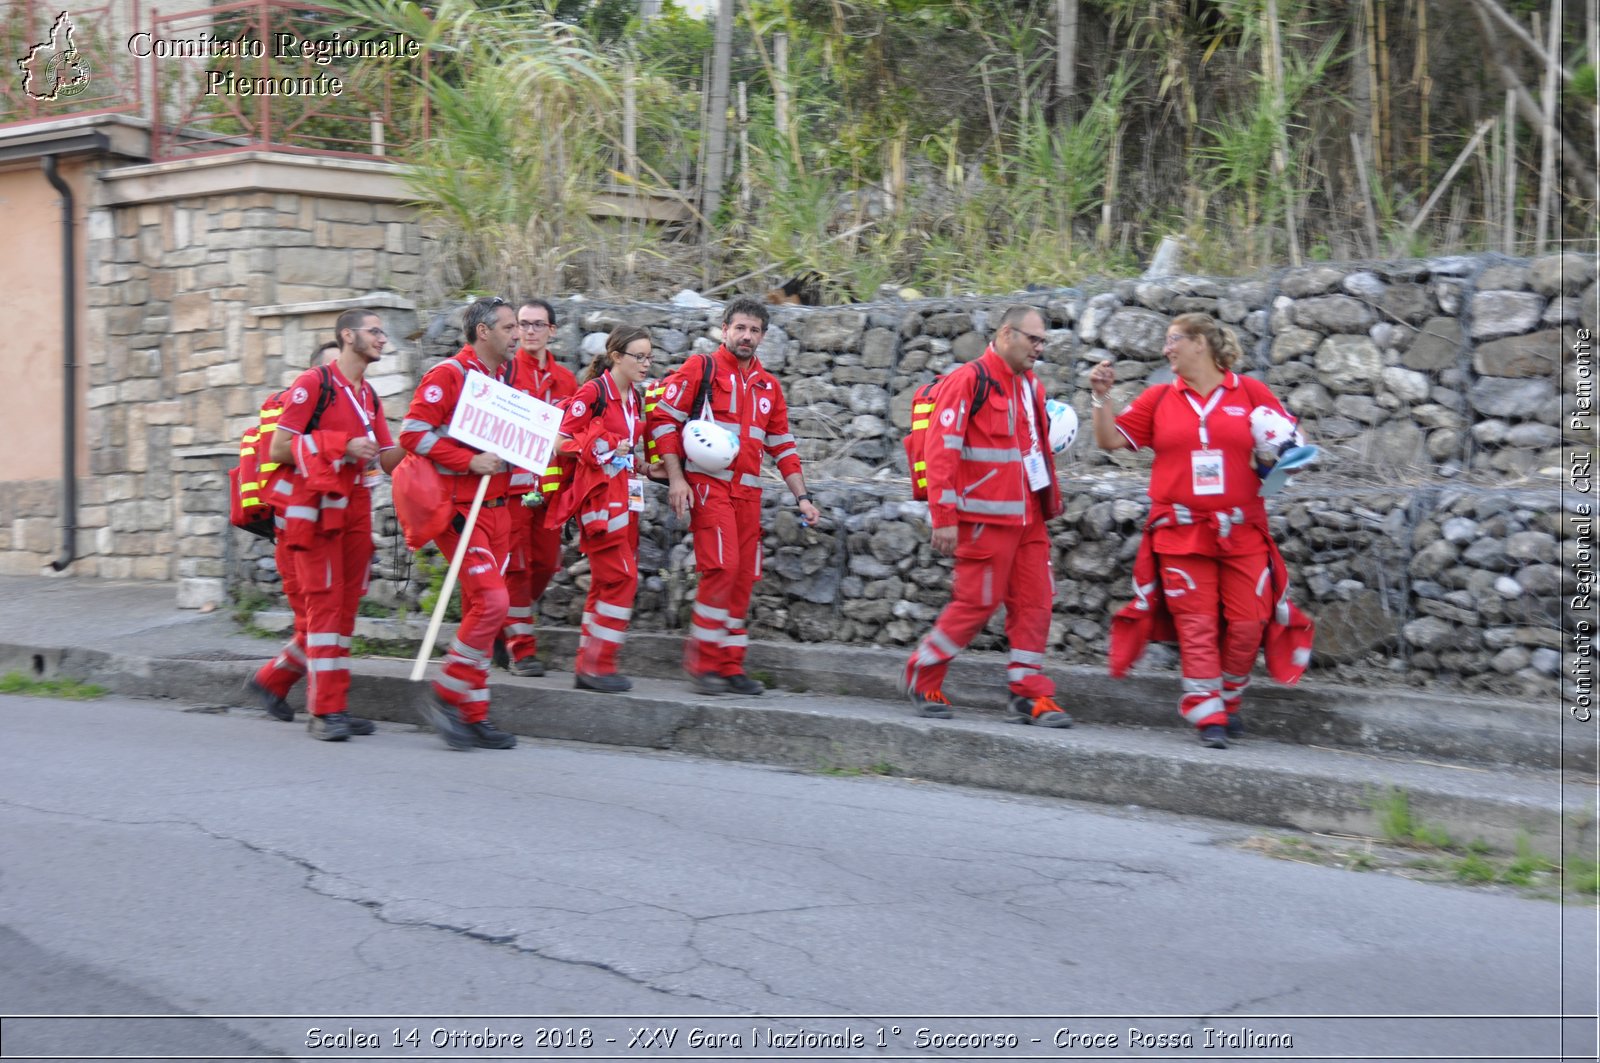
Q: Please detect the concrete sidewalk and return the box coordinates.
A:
[0,574,1590,856]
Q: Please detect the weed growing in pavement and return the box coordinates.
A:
[230,586,276,627]
[1372,786,1457,849]
[817,761,897,778]
[0,672,106,700]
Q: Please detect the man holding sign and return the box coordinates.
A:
[399,297,526,751]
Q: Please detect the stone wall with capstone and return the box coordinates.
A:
[229,250,1596,701]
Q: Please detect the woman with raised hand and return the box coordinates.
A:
[549,326,653,693]
[1089,312,1313,749]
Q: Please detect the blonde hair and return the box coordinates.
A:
[582,325,652,383]
[1170,312,1244,371]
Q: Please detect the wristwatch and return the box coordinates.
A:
[796,494,812,504]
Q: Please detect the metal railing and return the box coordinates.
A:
[0,0,143,126]
[1,0,428,162]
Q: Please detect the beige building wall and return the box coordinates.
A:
[0,156,89,483]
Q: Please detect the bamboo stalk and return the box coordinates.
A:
[1404,118,1495,239]
[622,59,638,186]
[1502,90,1516,253]
[1534,0,1560,253]
[1266,0,1301,266]
[737,80,750,213]
[1467,0,1575,82]
[1377,0,1392,174]
[1416,0,1430,195]
[1364,0,1384,174]
[1351,131,1382,253]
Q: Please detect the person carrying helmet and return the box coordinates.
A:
[647,296,820,696]
[901,305,1073,728]
[1088,311,1314,749]
[546,326,653,692]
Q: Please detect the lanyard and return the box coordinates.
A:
[1182,386,1225,448]
[1018,378,1042,453]
[607,373,640,445]
[339,382,376,440]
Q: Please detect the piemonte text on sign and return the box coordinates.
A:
[447,370,562,473]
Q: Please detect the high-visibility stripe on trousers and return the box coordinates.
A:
[431,506,511,724]
[904,518,1055,699]
[287,494,373,717]
[253,529,309,699]
[684,487,763,677]
[1158,550,1271,730]
[501,502,563,660]
[576,523,639,676]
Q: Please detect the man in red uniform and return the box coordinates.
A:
[260,314,402,740]
[243,339,338,721]
[648,297,821,696]
[399,296,520,751]
[498,298,578,677]
[901,306,1072,728]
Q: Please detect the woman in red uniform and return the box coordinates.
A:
[549,326,653,692]
[1089,313,1312,748]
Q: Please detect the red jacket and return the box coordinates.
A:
[547,371,642,544]
[399,345,513,503]
[505,348,578,495]
[925,347,1063,529]
[269,428,364,548]
[645,345,802,499]
[1109,509,1314,684]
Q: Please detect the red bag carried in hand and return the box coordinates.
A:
[392,453,452,549]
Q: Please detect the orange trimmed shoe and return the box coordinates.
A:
[910,688,953,719]
[1007,694,1073,728]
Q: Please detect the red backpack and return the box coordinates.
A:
[902,362,997,501]
[228,366,335,541]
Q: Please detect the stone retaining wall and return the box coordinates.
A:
[223,250,1592,700]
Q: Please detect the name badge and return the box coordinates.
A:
[1191,449,1225,495]
[627,476,646,513]
[362,460,382,490]
[1023,448,1050,491]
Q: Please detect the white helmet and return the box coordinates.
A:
[1045,399,1078,454]
[1249,405,1302,453]
[683,419,739,472]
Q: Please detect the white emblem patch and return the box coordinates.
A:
[758,397,771,415]
[666,383,680,401]
[939,408,955,427]
[423,384,444,404]
[290,386,309,405]
[571,399,587,418]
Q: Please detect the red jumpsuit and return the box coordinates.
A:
[267,365,396,719]
[1112,371,1297,729]
[398,346,513,724]
[500,348,578,662]
[903,347,1063,701]
[646,345,803,678]
[548,372,643,677]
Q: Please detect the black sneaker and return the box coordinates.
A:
[692,672,730,695]
[725,673,765,696]
[466,719,517,749]
[508,655,546,677]
[1199,724,1229,749]
[244,678,294,722]
[576,672,632,693]
[1225,713,1245,739]
[346,715,376,736]
[307,712,352,741]
[1006,694,1074,728]
[909,688,954,719]
[419,690,474,751]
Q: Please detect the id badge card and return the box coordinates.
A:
[362,460,382,490]
[627,476,646,513]
[1023,448,1050,491]
[1191,449,1225,495]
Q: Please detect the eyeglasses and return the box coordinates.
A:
[1164,333,1192,346]
[519,320,552,330]
[622,350,653,362]
[358,327,387,338]
[484,297,507,308]
[1016,330,1047,348]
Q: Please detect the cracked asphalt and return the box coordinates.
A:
[0,692,1593,1062]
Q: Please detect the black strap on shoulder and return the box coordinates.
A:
[305,364,337,433]
[970,362,995,414]
[690,353,714,419]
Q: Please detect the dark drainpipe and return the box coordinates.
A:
[42,154,76,572]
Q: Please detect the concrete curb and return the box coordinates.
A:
[4,639,1586,858]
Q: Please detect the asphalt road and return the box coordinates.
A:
[0,693,1592,1062]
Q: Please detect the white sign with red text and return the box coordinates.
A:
[447,369,562,473]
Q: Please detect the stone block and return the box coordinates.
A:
[1314,335,1382,393]
[171,291,214,333]
[278,246,352,287]
[205,362,244,387]
[1470,290,1545,339]
[1471,328,1569,379]
[329,222,386,249]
